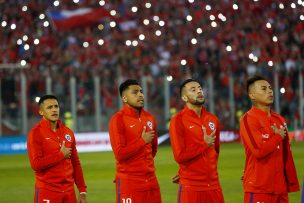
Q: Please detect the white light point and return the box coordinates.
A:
[226,45,232,52]
[139,34,145,40]
[22,6,28,12]
[191,38,197,44]
[166,75,173,81]
[253,56,258,62]
[272,36,278,42]
[291,3,296,8]
[83,42,89,48]
[1,21,7,27]
[39,14,45,20]
[209,15,215,21]
[34,39,40,45]
[196,28,203,34]
[186,15,192,21]
[153,16,160,22]
[24,44,30,50]
[43,21,49,27]
[53,0,60,7]
[301,15,304,21]
[11,23,16,30]
[188,0,194,3]
[159,20,165,26]
[73,0,79,3]
[35,97,40,103]
[211,21,217,27]
[99,0,105,6]
[205,5,211,11]
[279,3,284,9]
[110,21,116,27]
[233,4,239,10]
[21,60,27,66]
[126,40,131,46]
[17,39,22,45]
[23,35,28,41]
[110,10,116,16]
[155,30,161,36]
[268,60,274,66]
[145,2,152,8]
[249,53,254,59]
[131,7,138,13]
[298,0,303,5]
[143,19,150,25]
[132,40,138,46]
[266,22,271,28]
[280,87,286,94]
[98,39,104,45]
[181,59,187,66]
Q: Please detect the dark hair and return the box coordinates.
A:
[246,75,267,94]
[119,79,140,96]
[38,94,58,105]
[179,78,201,96]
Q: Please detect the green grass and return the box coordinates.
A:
[0,142,303,203]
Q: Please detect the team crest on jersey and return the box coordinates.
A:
[65,134,72,142]
[147,121,153,130]
[208,122,215,131]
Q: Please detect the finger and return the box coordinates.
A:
[62,141,66,146]
[142,126,146,134]
[210,129,216,136]
[202,125,207,136]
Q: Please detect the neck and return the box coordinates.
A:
[254,103,271,116]
[186,103,202,117]
[49,120,58,131]
[126,104,142,116]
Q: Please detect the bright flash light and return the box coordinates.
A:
[233,4,239,10]
[83,42,89,48]
[98,39,104,45]
[298,0,303,5]
[266,22,271,28]
[211,21,217,27]
[205,5,211,11]
[11,23,16,30]
[279,3,284,9]
[166,75,173,81]
[1,21,7,27]
[143,19,150,25]
[110,21,116,27]
[22,6,28,12]
[268,60,274,66]
[155,30,161,36]
[209,15,215,21]
[186,15,192,21]
[159,20,165,26]
[53,0,60,7]
[21,60,27,66]
[98,24,104,30]
[280,87,286,94]
[181,59,187,66]
[196,28,203,34]
[73,0,79,3]
[249,53,254,59]
[39,14,45,20]
[126,40,131,46]
[272,36,278,42]
[300,15,304,21]
[139,34,145,40]
[291,3,296,8]
[145,2,152,8]
[253,56,258,62]
[24,44,30,50]
[191,38,197,44]
[153,16,160,22]
[43,21,49,27]
[131,7,138,12]
[226,45,232,52]
[17,39,22,45]
[132,40,138,46]
[35,97,40,103]
[110,10,116,16]
[99,0,105,6]
[34,39,40,45]
[23,35,28,41]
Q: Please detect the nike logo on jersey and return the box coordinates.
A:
[45,138,51,140]
[189,125,195,129]
[130,124,135,128]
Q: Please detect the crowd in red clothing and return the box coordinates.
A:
[0,0,303,132]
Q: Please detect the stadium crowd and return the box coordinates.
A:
[0,0,303,133]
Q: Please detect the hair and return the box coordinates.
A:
[179,78,201,96]
[119,79,140,96]
[38,94,58,105]
[246,75,267,94]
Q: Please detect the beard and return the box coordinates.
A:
[189,97,205,106]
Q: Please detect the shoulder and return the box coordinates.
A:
[110,110,124,122]
[205,111,220,123]
[271,111,286,122]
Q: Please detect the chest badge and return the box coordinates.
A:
[208,122,215,131]
[65,134,72,142]
[147,121,153,130]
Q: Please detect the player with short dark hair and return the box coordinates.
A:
[109,79,162,203]
[27,94,87,203]
[169,79,224,203]
[240,75,299,203]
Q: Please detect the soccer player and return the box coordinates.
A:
[27,95,87,203]
[240,75,299,203]
[109,79,162,203]
[169,79,224,203]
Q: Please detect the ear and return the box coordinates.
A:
[182,95,187,102]
[122,95,127,103]
[248,92,255,101]
[39,110,43,116]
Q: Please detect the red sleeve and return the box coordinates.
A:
[70,132,87,193]
[152,117,158,158]
[109,114,146,162]
[169,115,208,164]
[27,128,65,171]
[240,114,282,159]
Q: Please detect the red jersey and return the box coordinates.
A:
[240,106,299,194]
[27,118,87,193]
[169,106,222,190]
[109,105,159,190]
